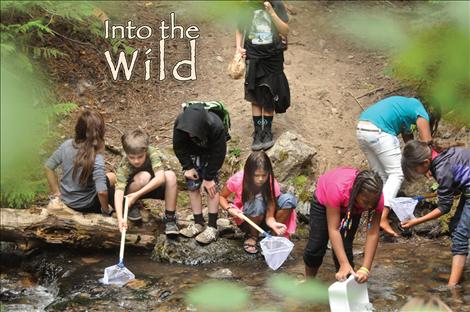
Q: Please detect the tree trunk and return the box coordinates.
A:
[0,206,158,251]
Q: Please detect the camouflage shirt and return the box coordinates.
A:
[115,146,164,191]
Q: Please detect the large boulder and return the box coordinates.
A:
[266,131,317,183]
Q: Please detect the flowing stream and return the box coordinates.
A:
[1,237,469,311]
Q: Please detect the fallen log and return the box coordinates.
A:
[0,206,158,251]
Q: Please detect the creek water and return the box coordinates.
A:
[1,237,469,311]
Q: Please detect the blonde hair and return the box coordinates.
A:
[121,129,149,154]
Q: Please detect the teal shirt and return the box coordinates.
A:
[359,96,430,136]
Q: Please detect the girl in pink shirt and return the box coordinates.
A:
[304,168,384,284]
[220,151,297,254]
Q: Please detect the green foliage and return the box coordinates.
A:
[336,2,470,123]
[291,175,312,203]
[0,50,78,208]
[269,274,328,305]
[0,1,134,60]
[229,147,241,158]
[186,281,249,311]
[186,274,328,311]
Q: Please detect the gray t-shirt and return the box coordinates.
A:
[45,139,107,209]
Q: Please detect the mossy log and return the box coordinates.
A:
[0,206,157,251]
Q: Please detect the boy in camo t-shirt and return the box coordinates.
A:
[115,129,179,237]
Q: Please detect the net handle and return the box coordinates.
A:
[237,212,270,237]
[119,196,129,262]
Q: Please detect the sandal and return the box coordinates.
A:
[243,236,258,255]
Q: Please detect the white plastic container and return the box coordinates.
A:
[328,275,370,312]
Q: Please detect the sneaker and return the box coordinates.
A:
[127,203,142,221]
[251,127,264,151]
[163,215,180,236]
[195,226,218,244]
[262,129,275,151]
[180,223,205,238]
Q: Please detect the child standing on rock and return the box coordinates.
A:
[356,96,439,237]
[45,110,116,215]
[304,168,383,283]
[173,103,227,245]
[401,140,470,287]
[219,151,297,254]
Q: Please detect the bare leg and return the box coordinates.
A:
[252,103,262,116]
[207,192,219,214]
[380,206,399,237]
[188,189,202,215]
[106,172,116,186]
[305,265,319,278]
[275,208,292,224]
[448,254,467,287]
[163,171,177,212]
[127,171,151,193]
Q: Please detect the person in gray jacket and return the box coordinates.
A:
[45,110,115,215]
[401,140,470,287]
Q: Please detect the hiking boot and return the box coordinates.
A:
[195,226,218,244]
[261,129,275,151]
[180,223,205,238]
[127,203,142,221]
[163,215,180,236]
[251,127,264,151]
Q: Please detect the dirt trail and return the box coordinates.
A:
[48,1,466,181]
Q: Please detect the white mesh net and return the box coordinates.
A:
[389,197,418,222]
[260,236,294,270]
[100,264,135,287]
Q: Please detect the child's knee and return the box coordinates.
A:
[164,170,177,186]
[106,172,117,186]
[133,171,152,188]
[277,193,297,210]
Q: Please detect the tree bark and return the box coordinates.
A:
[0,206,158,251]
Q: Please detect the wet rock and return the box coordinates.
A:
[414,219,441,237]
[266,131,317,183]
[151,235,262,265]
[296,201,311,223]
[207,268,233,279]
[126,279,148,289]
[158,289,172,302]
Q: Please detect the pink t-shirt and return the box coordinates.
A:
[225,171,297,235]
[315,167,384,214]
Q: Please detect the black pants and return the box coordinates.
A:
[78,176,115,213]
[303,195,361,271]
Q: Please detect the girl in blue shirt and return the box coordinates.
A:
[356,96,438,236]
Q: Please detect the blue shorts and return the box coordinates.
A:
[243,193,297,217]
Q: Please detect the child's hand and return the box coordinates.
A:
[47,195,65,210]
[401,219,418,229]
[270,221,287,236]
[227,206,241,218]
[336,264,354,282]
[355,270,369,283]
[264,1,274,15]
[126,192,139,206]
[235,46,246,58]
[184,169,199,180]
[202,179,217,199]
[118,218,128,232]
